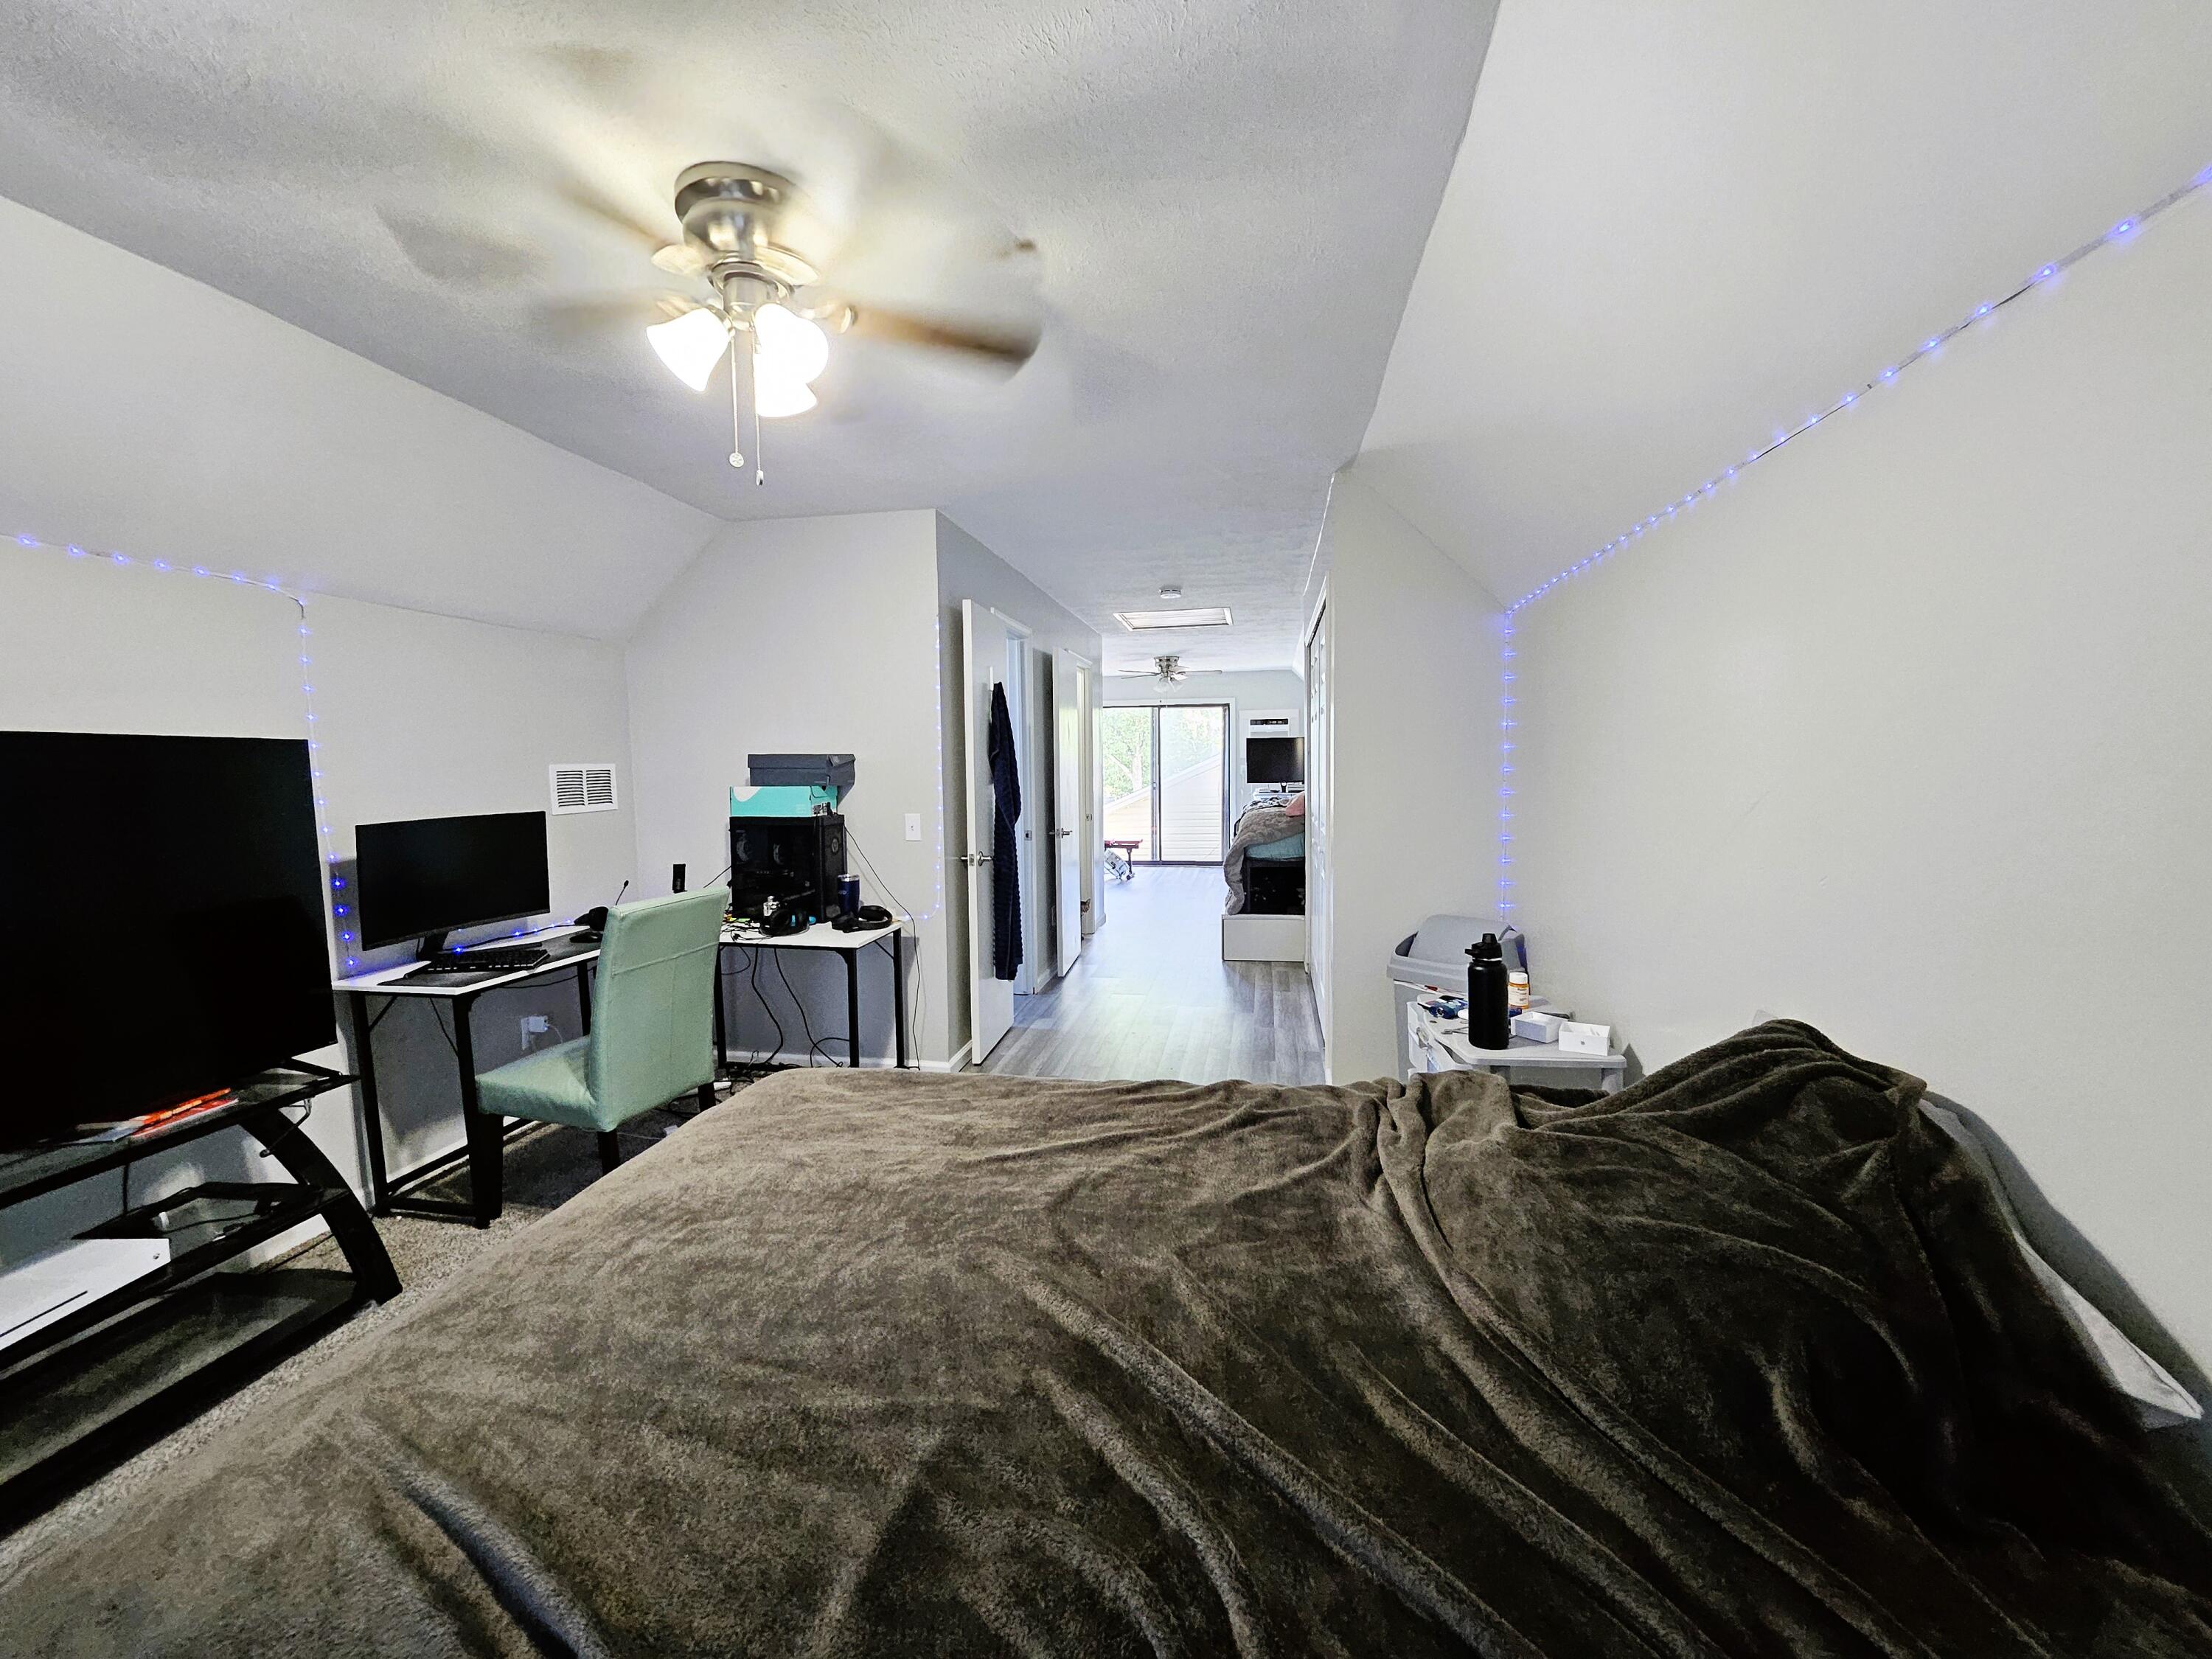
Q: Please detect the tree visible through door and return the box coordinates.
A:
[1098,703,1228,864]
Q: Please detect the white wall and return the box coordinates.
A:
[0,549,639,1263]
[0,194,714,641]
[626,512,952,1066]
[936,517,1105,1056]
[1317,477,1502,1083]
[1514,189,2212,1369]
[0,191,678,1274]
[1103,668,1306,815]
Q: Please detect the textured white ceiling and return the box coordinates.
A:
[1360,1,2212,608]
[0,0,1494,669]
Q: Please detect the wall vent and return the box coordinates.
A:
[550,763,619,815]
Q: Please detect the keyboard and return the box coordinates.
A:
[397,945,549,981]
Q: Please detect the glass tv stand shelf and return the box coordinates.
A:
[0,1063,399,1526]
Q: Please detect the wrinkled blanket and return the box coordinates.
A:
[1222,802,1302,914]
[4,1023,2209,1655]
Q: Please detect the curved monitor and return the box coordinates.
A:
[355,811,549,951]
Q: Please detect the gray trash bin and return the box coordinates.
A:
[1388,914,1519,1078]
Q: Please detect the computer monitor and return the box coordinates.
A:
[0,730,335,1141]
[1246,736,1304,785]
[355,811,550,956]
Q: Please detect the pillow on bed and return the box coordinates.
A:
[1920,1102,2202,1430]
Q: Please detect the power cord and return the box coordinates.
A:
[844,827,927,1068]
[772,950,841,1067]
[744,949,784,1067]
[719,945,785,1070]
[428,1001,459,1059]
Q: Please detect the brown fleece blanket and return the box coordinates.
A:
[4,1022,2208,1655]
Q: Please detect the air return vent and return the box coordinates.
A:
[549,763,618,815]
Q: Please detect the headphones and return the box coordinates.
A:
[832,903,894,933]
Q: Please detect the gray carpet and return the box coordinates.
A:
[0,1083,751,1576]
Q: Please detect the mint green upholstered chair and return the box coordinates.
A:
[476,886,729,1175]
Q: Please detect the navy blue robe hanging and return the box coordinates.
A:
[987,681,1023,980]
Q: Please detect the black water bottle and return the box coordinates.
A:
[1466,933,1511,1050]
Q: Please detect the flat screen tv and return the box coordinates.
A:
[0,731,335,1143]
[354,812,549,954]
[1246,735,1304,784]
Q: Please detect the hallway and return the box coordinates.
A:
[981,863,1324,1085]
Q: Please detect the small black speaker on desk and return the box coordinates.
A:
[672,862,686,894]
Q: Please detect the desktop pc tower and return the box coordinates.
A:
[729,812,847,923]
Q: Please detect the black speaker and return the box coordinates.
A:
[729,813,846,922]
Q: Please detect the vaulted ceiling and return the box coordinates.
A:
[0,0,1495,669]
[1361,0,2212,608]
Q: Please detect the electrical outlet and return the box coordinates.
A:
[520,1015,550,1049]
[904,813,922,841]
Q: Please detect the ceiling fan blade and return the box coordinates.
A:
[537,292,700,337]
[846,307,1040,368]
[651,243,709,276]
[378,207,539,287]
[553,176,677,255]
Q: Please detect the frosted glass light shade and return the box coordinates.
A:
[754,375,818,418]
[754,305,830,386]
[646,307,728,391]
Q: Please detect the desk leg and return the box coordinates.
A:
[243,1103,400,1304]
[890,933,908,1070]
[712,947,728,1077]
[844,947,862,1069]
[348,991,392,1215]
[455,994,501,1228]
[576,965,592,1036]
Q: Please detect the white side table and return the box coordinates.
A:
[1405,1003,1627,1093]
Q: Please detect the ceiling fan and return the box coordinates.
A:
[633,162,1043,482]
[1111,655,1191,684]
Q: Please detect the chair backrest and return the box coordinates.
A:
[585,886,728,1118]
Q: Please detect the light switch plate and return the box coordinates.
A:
[904,813,922,841]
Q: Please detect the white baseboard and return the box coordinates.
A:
[720,1048,964,1074]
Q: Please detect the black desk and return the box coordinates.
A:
[334,928,602,1228]
[0,1065,396,1520]
[715,919,911,1072]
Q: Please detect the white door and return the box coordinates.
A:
[1082,666,1104,934]
[961,599,1016,1062]
[1018,644,1051,992]
[1305,602,1331,1041]
[1052,651,1085,976]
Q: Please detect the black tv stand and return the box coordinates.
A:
[0,1063,398,1526]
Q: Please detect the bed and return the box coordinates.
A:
[4,1022,2208,1655]
[1222,801,1304,915]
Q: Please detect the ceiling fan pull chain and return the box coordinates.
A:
[739,319,757,473]
[753,347,765,487]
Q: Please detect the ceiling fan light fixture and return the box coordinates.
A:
[754,374,818,419]
[753,303,830,386]
[647,307,729,392]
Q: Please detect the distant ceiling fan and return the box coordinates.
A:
[1111,655,1190,684]
[635,162,1042,482]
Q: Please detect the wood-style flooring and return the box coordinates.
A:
[981,863,1324,1085]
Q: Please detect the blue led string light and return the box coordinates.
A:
[4,535,355,969]
[1492,161,2212,925]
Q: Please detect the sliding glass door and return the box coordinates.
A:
[1098,703,1228,863]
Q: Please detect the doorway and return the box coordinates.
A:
[1098,703,1229,864]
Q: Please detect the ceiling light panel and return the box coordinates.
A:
[1113,607,1233,630]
